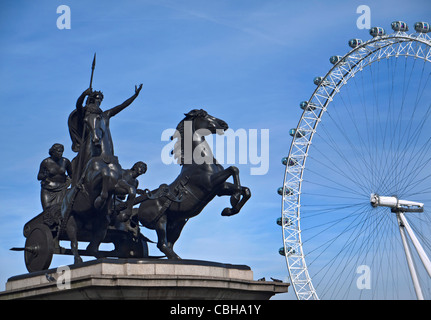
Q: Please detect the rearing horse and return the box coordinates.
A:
[134,109,251,259]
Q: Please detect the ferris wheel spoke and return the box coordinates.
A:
[320,112,375,190]
[303,167,367,197]
[312,128,372,193]
[390,74,431,192]
[305,205,374,263]
[300,202,366,222]
[326,209,399,299]
[309,206,381,297]
[334,83,374,172]
[307,147,371,195]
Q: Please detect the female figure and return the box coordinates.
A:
[37,143,72,210]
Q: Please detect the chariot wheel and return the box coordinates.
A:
[280,21,431,299]
[24,224,54,273]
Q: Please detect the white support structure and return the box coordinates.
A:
[370,194,431,300]
[397,212,431,278]
[396,213,424,300]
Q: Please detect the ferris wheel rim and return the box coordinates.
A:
[281,27,431,300]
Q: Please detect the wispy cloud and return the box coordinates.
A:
[157,0,291,46]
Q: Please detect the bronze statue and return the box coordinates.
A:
[13,56,251,272]
[37,143,72,210]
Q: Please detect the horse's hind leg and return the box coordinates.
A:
[155,214,181,259]
[86,214,109,258]
[66,215,83,264]
[166,218,188,252]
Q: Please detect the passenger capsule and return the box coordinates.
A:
[277,187,293,196]
[330,55,345,65]
[289,128,305,138]
[391,21,409,32]
[313,76,330,86]
[282,157,298,166]
[300,101,317,111]
[289,157,298,166]
[276,217,282,226]
[414,22,430,33]
[279,246,295,256]
[276,217,292,227]
[369,27,386,37]
[348,38,363,48]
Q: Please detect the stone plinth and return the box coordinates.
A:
[0,258,289,300]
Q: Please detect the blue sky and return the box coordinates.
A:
[0,0,430,300]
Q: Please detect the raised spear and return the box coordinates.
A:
[89,53,96,91]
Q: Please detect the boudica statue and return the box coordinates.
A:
[11,54,250,272]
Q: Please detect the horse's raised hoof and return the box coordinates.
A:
[230,193,241,207]
[221,207,238,216]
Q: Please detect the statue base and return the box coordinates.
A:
[0,258,289,300]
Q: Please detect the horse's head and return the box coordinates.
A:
[172,109,229,165]
[183,109,229,135]
[84,91,104,147]
[83,109,105,159]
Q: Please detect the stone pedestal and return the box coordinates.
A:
[0,258,289,300]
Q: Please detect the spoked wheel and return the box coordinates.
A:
[280,21,431,299]
[24,224,54,273]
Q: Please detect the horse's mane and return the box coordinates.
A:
[172,109,208,165]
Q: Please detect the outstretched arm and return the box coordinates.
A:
[105,84,142,118]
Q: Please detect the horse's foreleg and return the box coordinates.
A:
[210,166,240,187]
[234,186,251,214]
[94,170,110,210]
[216,182,251,216]
[65,215,83,264]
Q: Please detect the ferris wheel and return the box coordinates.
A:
[279,21,431,300]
